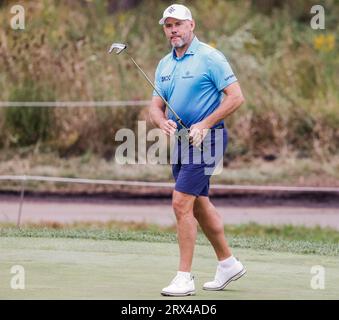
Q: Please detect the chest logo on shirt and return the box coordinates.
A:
[182,71,194,79]
[161,75,171,82]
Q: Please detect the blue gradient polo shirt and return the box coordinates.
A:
[153,36,237,128]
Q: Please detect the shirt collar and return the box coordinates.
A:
[172,36,200,60]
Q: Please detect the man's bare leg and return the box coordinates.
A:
[193,196,232,260]
[193,196,246,290]
[172,190,198,272]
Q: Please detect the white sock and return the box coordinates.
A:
[177,271,191,280]
[218,255,237,268]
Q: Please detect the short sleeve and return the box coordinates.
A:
[152,61,165,98]
[208,50,237,91]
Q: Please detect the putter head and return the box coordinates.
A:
[108,43,127,55]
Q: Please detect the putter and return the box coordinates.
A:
[108,42,200,149]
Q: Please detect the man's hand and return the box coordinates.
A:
[160,119,177,136]
[189,121,209,147]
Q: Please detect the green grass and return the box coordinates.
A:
[1,222,339,256]
[1,237,338,299]
[1,222,338,299]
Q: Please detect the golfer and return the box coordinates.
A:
[149,4,246,296]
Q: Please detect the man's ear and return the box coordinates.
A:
[191,19,195,31]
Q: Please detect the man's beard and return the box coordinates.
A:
[170,36,186,48]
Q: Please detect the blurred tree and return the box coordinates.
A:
[251,0,315,21]
[251,0,283,13]
[107,0,142,14]
[0,0,24,7]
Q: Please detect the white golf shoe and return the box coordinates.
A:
[161,272,195,296]
[203,259,246,291]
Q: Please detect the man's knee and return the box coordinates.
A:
[172,191,195,217]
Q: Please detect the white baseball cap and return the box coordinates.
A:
[159,4,193,25]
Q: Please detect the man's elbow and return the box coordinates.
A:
[234,94,245,108]
[148,106,156,126]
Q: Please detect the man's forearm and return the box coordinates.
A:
[203,94,244,129]
[149,105,167,128]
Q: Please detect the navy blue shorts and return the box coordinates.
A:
[171,127,228,197]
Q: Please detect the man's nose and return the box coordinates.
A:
[171,26,178,34]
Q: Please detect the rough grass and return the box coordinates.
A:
[0,0,338,158]
[1,221,339,256]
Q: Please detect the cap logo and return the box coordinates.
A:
[168,6,176,14]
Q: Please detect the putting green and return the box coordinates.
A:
[0,237,338,299]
